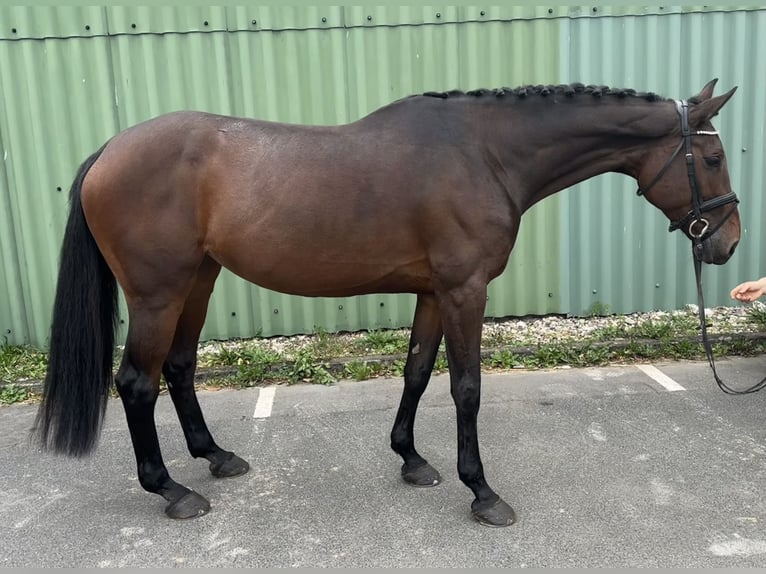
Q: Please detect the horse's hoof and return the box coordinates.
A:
[471,497,516,527]
[165,491,211,519]
[209,452,250,478]
[401,462,442,487]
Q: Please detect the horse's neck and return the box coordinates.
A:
[491,99,678,213]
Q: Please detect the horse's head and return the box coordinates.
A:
[636,79,740,265]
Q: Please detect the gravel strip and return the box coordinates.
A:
[5,304,765,395]
[197,303,765,363]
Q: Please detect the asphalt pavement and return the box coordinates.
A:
[4,356,766,567]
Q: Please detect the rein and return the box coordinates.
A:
[639,100,764,395]
[692,256,766,395]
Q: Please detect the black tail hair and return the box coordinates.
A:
[34,144,117,456]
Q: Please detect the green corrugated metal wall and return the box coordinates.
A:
[1,6,764,347]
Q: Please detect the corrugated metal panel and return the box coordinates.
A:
[345,20,460,115]
[2,7,765,347]
[105,7,227,35]
[109,33,233,126]
[561,8,766,315]
[0,6,107,40]
[226,28,349,124]
[341,6,762,27]
[731,11,766,303]
[226,7,345,32]
[0,36,119,346]
[0,111,26,343]
[344,7,461,27]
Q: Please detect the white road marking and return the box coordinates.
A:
[253,386,276,419]
[588,422,607,442]
[637,364,686,392]
[650,477,674,505]
[709,535,766,557]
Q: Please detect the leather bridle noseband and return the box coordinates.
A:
[637,99,739,247]
[638,100,765,395]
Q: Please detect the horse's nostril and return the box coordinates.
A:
[729,241,739,257]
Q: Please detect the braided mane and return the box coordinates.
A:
[422,83,670,102]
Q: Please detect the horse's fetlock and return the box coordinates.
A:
[137,462,170,493]
[390,430,409,454]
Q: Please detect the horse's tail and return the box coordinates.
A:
[34,143,118,457]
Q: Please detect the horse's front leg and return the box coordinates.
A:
[437,279,516,527]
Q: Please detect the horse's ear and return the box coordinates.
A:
[693,78,719,102]
[689,86,737,125]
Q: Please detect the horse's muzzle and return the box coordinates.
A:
[697,238,738,265]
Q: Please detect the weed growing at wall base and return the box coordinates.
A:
[0,384,31,405]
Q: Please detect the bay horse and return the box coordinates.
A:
[35,80,740,526]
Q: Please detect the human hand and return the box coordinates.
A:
[730,278,766,303]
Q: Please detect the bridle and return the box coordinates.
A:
[636,99,739,248]
[637,100,764,395]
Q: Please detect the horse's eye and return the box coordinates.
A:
[703,155,722,168]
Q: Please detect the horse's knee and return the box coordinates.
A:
[403,358,430,383]
[451,379,480,412]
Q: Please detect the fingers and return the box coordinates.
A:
[729,285,747,300]
[731,289,760,302]
[731,278,766,303]
[732,291,754,302]
[735,293,756,302]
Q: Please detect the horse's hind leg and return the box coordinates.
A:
[116,298,211,519]
[390,293,444,486]
[162,256,249,479]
